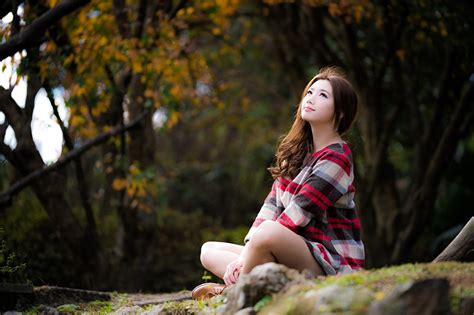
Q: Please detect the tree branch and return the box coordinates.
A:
[0,120,8,142]
[433,217,474,262]
[0,0,90,61]
[0,86,24,133]
[0,109,149,208]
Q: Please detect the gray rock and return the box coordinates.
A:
[311,284,373,312]
[234,306,256,315]
[368,278,451,315]
[114,305,144,314]
[37,304,59,315]
[258,283,373,314]
[3,311,23,315]
[220,262,312,314]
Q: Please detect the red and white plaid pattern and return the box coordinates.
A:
[244,142,365,275]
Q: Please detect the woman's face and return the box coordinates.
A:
[301,79,336,127]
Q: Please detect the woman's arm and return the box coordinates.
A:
[243,179,282,244]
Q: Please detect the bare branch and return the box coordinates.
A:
[24,73,42,120]
[0,109,149,208]
[0,86,24,132]
[0,0,90,61]
[0,120,8,142]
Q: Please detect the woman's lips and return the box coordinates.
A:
[304,107,315,112]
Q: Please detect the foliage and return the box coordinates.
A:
[0,227,29,283]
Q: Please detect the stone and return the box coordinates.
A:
[258,283,373,314]
[114,305,144,314]
[37,304,59,315]
[367,278,451,315]
[142,304,165,315]
[220,262,313,314]
[310,284,373,312]
[234,306,256,315]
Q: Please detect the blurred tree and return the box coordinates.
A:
[0,0,245,288]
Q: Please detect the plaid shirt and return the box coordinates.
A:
[244,142,365,275]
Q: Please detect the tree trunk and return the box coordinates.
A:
[433,217,474,263]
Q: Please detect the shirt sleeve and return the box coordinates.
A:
[244,179,281,244]
[276,151,352,233]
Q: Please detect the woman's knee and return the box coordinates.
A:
[250,221,282,250]
[200,242,214,267]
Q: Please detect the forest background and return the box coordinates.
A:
[0,0,472,293]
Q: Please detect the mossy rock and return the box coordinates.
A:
[258,262,473,315]
[161,262,473,315]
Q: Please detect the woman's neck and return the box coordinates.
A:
[310,124,343,153]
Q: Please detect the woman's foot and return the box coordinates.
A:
[191,282,227,300]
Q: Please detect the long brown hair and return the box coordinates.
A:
[269,66,358,179]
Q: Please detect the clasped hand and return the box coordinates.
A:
[223,258,243,285]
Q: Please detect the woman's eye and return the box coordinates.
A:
[307,90,313,95]
[320,93,327,98]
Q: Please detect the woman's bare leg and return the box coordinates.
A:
[241,220,325,276]
[200,241,244,279]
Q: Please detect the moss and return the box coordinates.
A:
[160,295,226,314]
[258,262,474,315]
[254,295,273,312]
[56,304,79,313]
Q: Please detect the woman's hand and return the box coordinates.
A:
[223,258,243,285]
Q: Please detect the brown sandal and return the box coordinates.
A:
[191,282,227,300]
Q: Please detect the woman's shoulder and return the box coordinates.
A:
[308,142,353,165]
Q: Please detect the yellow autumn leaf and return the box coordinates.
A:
[112,178,128,191]
[354,5,363,23]
[395,49,405,61]
[129,164,140,176]
[132,60,143,73]
[328,3,340,17]
[127,182,137,197]
[144,89,154,98]
[136,185,147,197]
[167,111,180,128]
[70,115,85,127]
[48,0,60,7]
[80,126,98,138]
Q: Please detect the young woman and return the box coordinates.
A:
[192,66,365,300]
